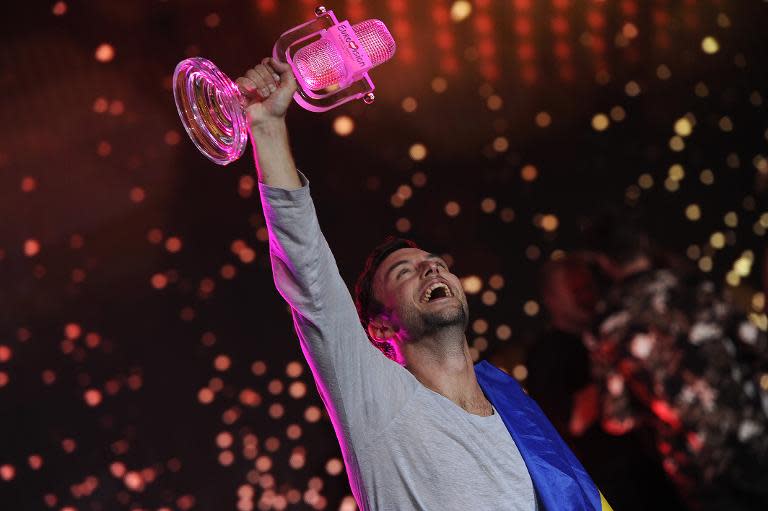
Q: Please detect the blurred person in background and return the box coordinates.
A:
[583,213,768,511]
[529,254,686,511]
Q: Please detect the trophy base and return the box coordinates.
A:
[173,58,249,166]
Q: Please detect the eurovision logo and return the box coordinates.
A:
[336,23,367,68]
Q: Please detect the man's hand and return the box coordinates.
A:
[236,58,301,189]
[236,58,298,127]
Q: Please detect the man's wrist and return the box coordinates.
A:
[250,117,288,138]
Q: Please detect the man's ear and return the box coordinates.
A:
[367,316,396,343]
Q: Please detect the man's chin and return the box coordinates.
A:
[422,304,467,329]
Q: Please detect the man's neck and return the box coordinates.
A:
[403,332,493,416]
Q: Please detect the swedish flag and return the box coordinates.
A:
[475,361,613,511]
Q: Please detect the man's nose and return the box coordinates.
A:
[422,262,440,278]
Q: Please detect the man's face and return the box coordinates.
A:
[371,248,468,341]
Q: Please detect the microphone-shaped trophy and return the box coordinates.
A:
[173,6,396,165]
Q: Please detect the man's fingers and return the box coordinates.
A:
[261,57,282,83]
[235,76,257,95]
[265,58,297,91]
[267,57,292,76]
[245,68,271,98]
[253,64,277,94]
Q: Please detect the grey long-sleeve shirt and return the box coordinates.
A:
[260,175,536,511]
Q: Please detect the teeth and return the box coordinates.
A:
[421,282,452,303]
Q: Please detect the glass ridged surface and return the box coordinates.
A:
[172,58,248,166]
[293,19,395,91]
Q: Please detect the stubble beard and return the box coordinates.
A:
[402,300,468,339]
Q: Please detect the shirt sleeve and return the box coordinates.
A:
[258,172,418,448]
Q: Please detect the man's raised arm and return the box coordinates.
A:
[235,57,301,189]
[235,59,417,448]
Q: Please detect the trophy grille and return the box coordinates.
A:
[294,19,396,91]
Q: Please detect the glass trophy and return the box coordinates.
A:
[173,6,381,166]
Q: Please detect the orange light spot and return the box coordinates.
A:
[286,361,303,378]
[127,374,142,390]
[105,380,120,395]
[239,247,256,264]
[164,130,181,145]
[204,13,221,28]
[267,379,283,395]
[256,456,272,472]
[71,268,86,283]
[84,332,101,348]
[0,345,11,362]
[304,405,322,423]
[251,360,266,375]
[218,450,234,466]
[94,43,115,62]
[84,389,102,407]
[92,97,108,113]
[141,467,156,483]
[201,332,216,346]
[444,201,461,217]
[96,141,112,157]
[239,388,262,407]
[165,237,182,253]
[177,495,195,510]
[108,100,124,115]
[147,228,163,244]
[208,377,223,392]
[222,407,240,425]
[220,264,236,279]
[28,455,43,470]
[239,175,255,198]
[129,187,145,203]
[214,355,231,371]
[124,471,144,491]
[325,458,344,476]
[0,465,15,481]
[20,176,36,192]
[52,1,67,15]
[286,424,302,440]
[216,431,233,448]
[263,437,279,453]
[24,239,40,257]
[150,273,168,289]
[198,388,214,404]
[268,403,284,419]
[521,164,538,182]
[65,323,82,340]
[42,370,56,385]
[61,438,76,453]
[288,381,306,399]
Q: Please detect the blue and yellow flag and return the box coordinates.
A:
[475,361,613,511]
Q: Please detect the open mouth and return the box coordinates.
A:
[421,282,453,303]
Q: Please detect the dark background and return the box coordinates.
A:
[0,0,766,509]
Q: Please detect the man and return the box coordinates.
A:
[237,58,610,511]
